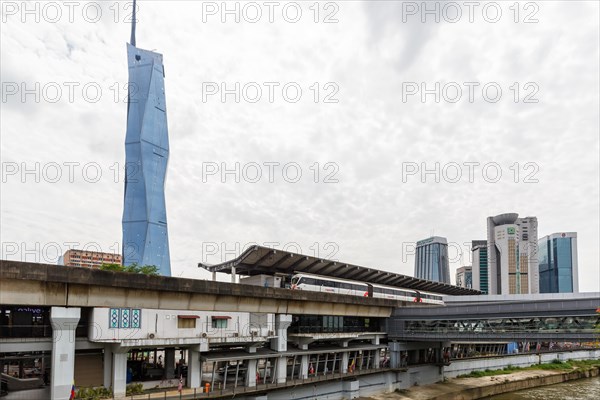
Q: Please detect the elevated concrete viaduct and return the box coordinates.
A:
[0,260,397,317]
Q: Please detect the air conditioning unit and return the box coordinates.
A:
[232,332,239,337]
[147,333,156,339]
[250,329,258,336]
[201,332,208,338]
[268,330,275,336]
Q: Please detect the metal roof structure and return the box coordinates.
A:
[199,245,481,296]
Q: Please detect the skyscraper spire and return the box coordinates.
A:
[130,0,137,47]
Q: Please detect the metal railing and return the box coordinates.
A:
[126,367,390,400]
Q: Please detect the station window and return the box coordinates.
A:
[178,318,196,329]
[211,316,230,329]
[177,315,199,329]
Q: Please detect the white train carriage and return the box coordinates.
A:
[290,273,444,305]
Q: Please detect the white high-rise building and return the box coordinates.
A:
[487,213,539,295]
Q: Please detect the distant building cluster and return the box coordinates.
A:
[416,213,579,295]
[61,249,121,268]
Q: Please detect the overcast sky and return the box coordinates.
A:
[1,1,599,292]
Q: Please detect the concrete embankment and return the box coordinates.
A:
[367,366,600,400]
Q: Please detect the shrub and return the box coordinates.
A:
[75,387,112,400]
[126,383,144,396]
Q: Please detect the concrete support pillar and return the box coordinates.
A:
[300,355,309,379]
[342,379,359,399]
[274,357,287,384]
[373,348,381,369]
[341,352,349,373]
[246,359,257,387]
[165,348,175,379]
[187,348,201,388]
[103,344,113,389]
[389,342,400,369]
[212,271,217,281]
[270,314,292,352]
[112,350,128,399]
[50,307,80,400]
[231,267,237,283]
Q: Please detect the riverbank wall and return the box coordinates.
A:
[443,349,600,378]
[421,367,599,400]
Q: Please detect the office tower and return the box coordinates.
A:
[456,266,473,288]
[61,249,122,268]
[122,0,172,275]
[538,232,579,293]
[414,236,450,283]
[471,240,488,293]
[487,213,538,295]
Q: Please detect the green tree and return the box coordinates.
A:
[99,263,159,275]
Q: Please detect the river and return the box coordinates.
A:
[487,376,600,400]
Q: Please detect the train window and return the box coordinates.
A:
[291,277,300,285]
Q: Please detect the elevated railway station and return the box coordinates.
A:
[199,245,480,296]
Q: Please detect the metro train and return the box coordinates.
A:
[290,272,444,305]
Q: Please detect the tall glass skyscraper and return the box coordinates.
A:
[414,236,450,283]
[538,233,578,293]
[122,1,171,276]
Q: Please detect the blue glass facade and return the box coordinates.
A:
[539,237,573,293]
[414,238,450,283]
[122,43,171,276]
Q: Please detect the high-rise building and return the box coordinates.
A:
[538,232,578,293]
[122,0,171,276]
[487,213,539,295]
[414,236,450,283]
[456,266,472,288]
[61,249,121,268]
[471,240,488,293]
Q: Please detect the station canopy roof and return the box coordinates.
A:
[199,245,481,296]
